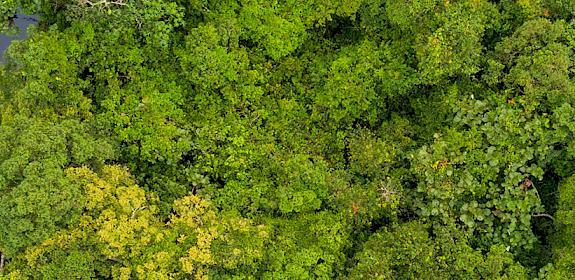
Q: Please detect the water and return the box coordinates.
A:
[0,14,38,61]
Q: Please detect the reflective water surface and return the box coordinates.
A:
[0,14,37,61]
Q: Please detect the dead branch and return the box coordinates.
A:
[130,205,147,219]
[78,0,127,9]
[532,213,555,221]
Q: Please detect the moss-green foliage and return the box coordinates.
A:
[2,0,575,279]
[549,175,575,278]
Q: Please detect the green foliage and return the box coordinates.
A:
[0,116,114,256]
[236,0,363,59]
[4,166,270,279]
[3,0,575,278]
[349,222,528,279]
[2,26,92,120]
[259,211,350,279]
[410,96,551,250]
[548,175,575,278]
[0,0,17,33]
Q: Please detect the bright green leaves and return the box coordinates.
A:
[400,14,575,271]
[313,40,416,126]
[66,0,185,48]
[239,0,308,60]
[134,0,185,49]
[95,77,191,165]
[545,0,575,19]
[551,103,575,176]
[548,175,575,278]
[177,22,252,96]
[349,222,528,279]
[348,128,397,179]
[236,0,362,59]
[274,154,331,214]
[381,0,497,83]
[196,131,335,215]
[359,0,499,83]
[0,0,17,33]
[410,95,554,249]
[4,0,575,278]
[260,211,349,279]
[2,27,92,120]
[494,19,573,112]
[385,0,441,32]
[417,1,495,82]
[314,40,384,125]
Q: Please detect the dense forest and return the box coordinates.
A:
[1,0,575,279]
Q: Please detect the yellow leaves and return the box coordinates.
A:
[155,232,165,242]
[64,165,163,264]
[66,165,154,216]
[66,166,114,211]
[256,224,270,239]
[134,251,175,280]
[172,195,220,275]
[16,166,269,278]
[182,227,218,269]
[97,217,132,259]
[114,267,132,280]
[516,0,544,18]
[180,258,195,275]
[178,234,188,244]
[214,216,270,269]
[141,95,151,105]
[84,177,113,211]
[64,165,161,259]
[1,270,27,280]
[100,165,137,189]
[95,205,160,260]
[23,227,86,268]
[431,36,441,46]
[116,186,148,215]
[184,243,216,267]
[432,159,450,170]
[170,195,215,229]
[171,194,270,274]
[468,0,485,10]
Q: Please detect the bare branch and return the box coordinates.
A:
[130,205,147,219]
[78,0,126,8]
[532,213,555,221]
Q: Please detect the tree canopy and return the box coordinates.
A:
[1,0,575,279]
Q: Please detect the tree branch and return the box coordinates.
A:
[532,213,555,221]
[130,205,146,219]
[0,251,5,271]
[79,0,126,8]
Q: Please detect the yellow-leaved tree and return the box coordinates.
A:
[3,165,269,279]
